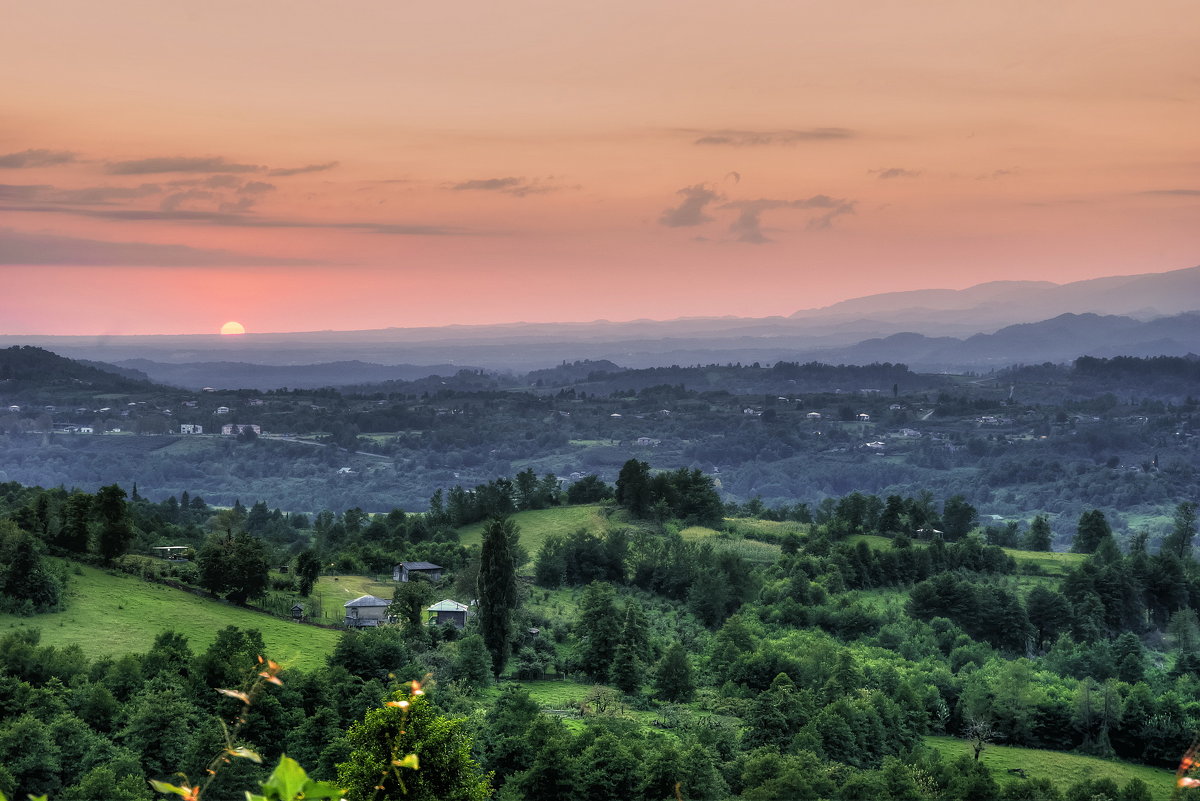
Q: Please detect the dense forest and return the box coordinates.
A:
[0,457,1197,800]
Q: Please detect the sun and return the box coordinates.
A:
[220,321,246,336]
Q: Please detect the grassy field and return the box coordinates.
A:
[846,533,895,550]
[304,574,398,622]
[0,561,340,671]
[925,736,1178,800]
[457,504,608,556]
[1003,547,1084,577]
[678,525,782,564]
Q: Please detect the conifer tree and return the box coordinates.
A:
[653,642,694,702]
[477,516,519,678]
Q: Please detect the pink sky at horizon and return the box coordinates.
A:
[2,1,1197,336]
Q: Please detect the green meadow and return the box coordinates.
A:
[0,561,340,672]
[457,504,608,555]
[925,736,1179,800]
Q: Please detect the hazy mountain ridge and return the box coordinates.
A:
[1,264,1196,374]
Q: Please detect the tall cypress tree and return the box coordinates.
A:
[478,516,519,678]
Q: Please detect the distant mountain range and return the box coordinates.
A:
[1,264,1197,377]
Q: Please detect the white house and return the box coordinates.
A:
[180,424,203,434]
[221,423,261,436]
[215,406,231,415]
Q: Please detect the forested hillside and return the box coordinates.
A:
[0,464,1197,800]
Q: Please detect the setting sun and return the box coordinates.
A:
[220,321,246,336]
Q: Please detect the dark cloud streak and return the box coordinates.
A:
[0,228,318,267]
[106,156,262,175]
[267,162,339,177]
[684,128,855,146]
[0,149,77,168]
[0,203,466,236]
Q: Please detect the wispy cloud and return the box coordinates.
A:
[106,156,262,175]
[659,184,724,227]
[52,184,162,204]
[719,195,855,243]
[871,167,921,180]
[448,176,567,197]
[0,227,318,266]
[268,161,339,177]
[684,128,855,146]
[0,204,466,236]
[1137,188,1200,196]
[0,149,78,168]
[0,184,51,201]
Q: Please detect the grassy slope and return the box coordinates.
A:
[457,504,608,554]
[679,525,782,564]
[0,562,339,671]
[925,736,1177,800]
[848,533,1085,578]
[307,574,397,622]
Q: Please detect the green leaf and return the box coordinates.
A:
[299,780,346,800]
[27,796,49,801]
[230,746,263,763]
[393,753,420,771]
[149,780,193,798]
[260,755,309,801]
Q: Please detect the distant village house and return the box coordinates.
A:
[393,561,443,582]
[427,599,469,628]
[343,595,392,628]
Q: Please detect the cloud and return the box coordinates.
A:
[238,181,276,194]
[448,176,564,197]
[51,184,162,204]
[719,195,855,243]
[0,204,465,236]
[0,149,77,168]
[106,156,262,175]
[0,227,318,266]
[1137,188,1200,196]
[659,184,724,227]
[160,190,217,212]
[268,161,339,177]
[685,128,855,146]
[872,167,921,180]
[0,184,51,201]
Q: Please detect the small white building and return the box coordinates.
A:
[806,412,822,420]
[215,406,231,415]
[221,423,261,436]
[180,424,203,434]
[857,413,871,422]
[78,426,94,434]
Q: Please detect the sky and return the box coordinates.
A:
[2,0,1197,335]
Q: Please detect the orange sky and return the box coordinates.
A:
[2,0,1197,335]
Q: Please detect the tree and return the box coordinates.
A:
[295,549,321,597]
[57,492,93,553]
[452,634,492,690]
[477,517,519,678]
[390,579,434,629]
[0,521,62,612]
[654,642,694,703]
[95,484,134,561]
[962,716,998,761]
[1161,502,1196,560]
[942,495,977,541]
[1073,509,1111,554]
[337,692,491,801]
[615,459,652,517]
[197,530,269,603]
[1022,515,1053,551]
[575,582,621,681]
